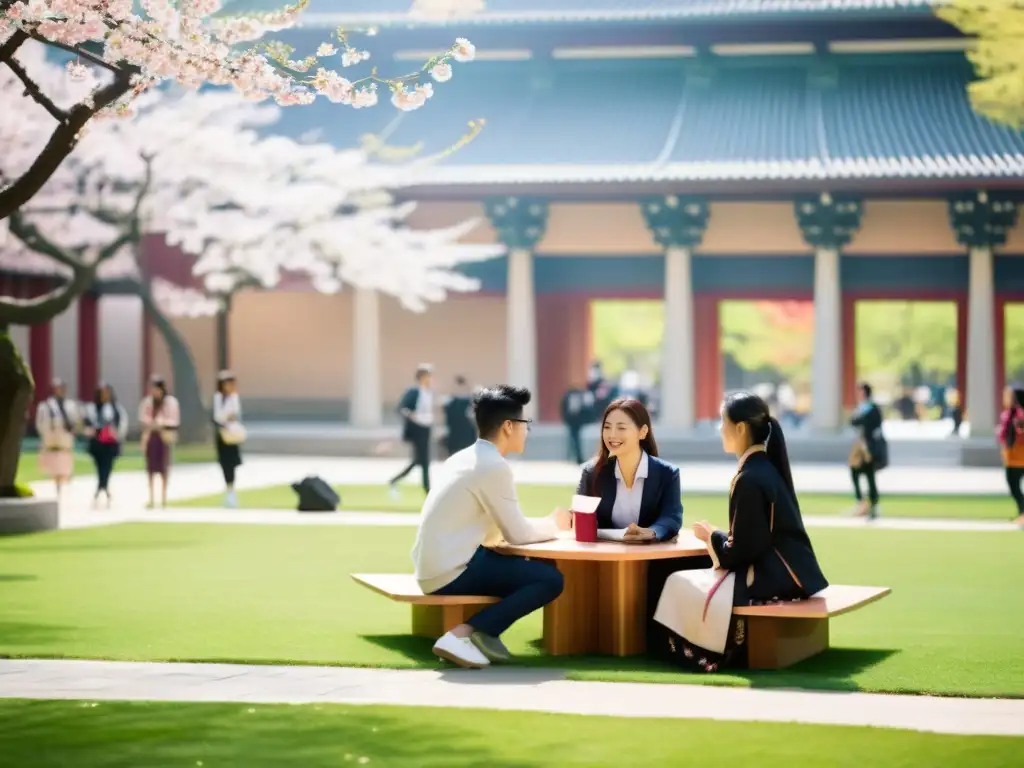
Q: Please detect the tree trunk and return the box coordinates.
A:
[137,288,208,445]
[0,328,34,497]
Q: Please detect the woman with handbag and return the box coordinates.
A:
[650,392,828,673]
[82,383,129,508]
[849,382,888,519]
[997,386,1024,525]
[212,370,245,508]
[34,378,79,500]
[138,374,180,509]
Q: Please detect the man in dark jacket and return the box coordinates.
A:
[560,384,593,465]
[443,376,477,457]
[389,364,434,496]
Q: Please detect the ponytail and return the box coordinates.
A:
[764,416,796,502]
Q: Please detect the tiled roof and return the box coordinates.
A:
[237,1,941,26]
[271,56,1024,185]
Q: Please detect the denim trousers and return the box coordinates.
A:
[433,547,564,637]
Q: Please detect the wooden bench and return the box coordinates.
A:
[733,585,891,669]
[351,573,498,639]
[353,574,890,670]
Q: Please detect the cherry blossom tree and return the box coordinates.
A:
[1,67,498,471]
[0,0,478,219]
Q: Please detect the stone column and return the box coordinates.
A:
[641,195,709,430]
[794,194,863,432]
[484,197,549,419]
[350,286,382,427]
[948,191,1019,438]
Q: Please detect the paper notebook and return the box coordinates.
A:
[596,528,629,542]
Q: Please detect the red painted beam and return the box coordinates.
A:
[28,277,52,404]
[78,293,99,398]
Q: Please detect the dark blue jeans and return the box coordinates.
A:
[433,547,564,638]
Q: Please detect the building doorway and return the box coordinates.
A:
[719,299,815,426]
[853,300,958,428]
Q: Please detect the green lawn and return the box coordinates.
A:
[172,482,1019,521]
[0,700,1015,768]
[1,522,1021,698]
[16,444,216,484]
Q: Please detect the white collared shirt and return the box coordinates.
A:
[415,387,434,427]
[610,451,649,528]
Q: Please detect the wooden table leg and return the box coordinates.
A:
[597,560,648,656]
[543,560,600,655]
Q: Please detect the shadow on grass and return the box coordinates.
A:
[0,620,76,647]
[360,635,899,694]
[0,699,542,768]
[0,574,36,582]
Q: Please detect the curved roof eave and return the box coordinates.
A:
[298,2,942,29]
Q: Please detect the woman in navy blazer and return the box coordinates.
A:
[575,397,706,632]
[574,397,683,543]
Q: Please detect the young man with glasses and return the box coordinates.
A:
[411,384,573,668]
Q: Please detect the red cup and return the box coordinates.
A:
[574,510,597,543]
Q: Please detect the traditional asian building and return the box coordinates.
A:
[4,0,1023,446]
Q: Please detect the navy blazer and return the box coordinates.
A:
[575,454,684,541]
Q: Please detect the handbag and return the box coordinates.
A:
[159,427,179,446]
[97,424,118,445]
[219,422,247,445]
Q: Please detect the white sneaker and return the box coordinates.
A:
[225,491,238,509]
[388,484,401,501]
[432,632,490,669]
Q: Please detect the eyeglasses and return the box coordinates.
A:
[510,418,533,432]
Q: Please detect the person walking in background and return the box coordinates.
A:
[213,370,245,508]
[139,375,180,509]
[849,382,888,519]
[997,386,1024,525]
[945,387,964,437]
[34,378,78,500]
[560,382,592,465]
[82,383,128,508]
[390,364,434,497]
[442,375,476,457]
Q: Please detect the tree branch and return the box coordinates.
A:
[3,50,68,123]
[6,210,85,270]
[0,64,137,221]
[0,263,96,327]
[27,35,122,76]
[0,28,26,63]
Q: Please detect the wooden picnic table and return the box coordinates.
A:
[495,532,708,657]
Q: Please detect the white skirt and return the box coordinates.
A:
[653,568,736,655]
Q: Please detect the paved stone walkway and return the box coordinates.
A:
[31,455,1012,512]
[0,659,1020,736]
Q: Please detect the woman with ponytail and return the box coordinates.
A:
[651,391,828,673]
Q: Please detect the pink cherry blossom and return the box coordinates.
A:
[2,0,476,110]
[453,37,476,62]
[430,62,453,83]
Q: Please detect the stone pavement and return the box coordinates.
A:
[0,659,1020,736]
[31,454,1013,512]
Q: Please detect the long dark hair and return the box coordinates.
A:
[723,391,796,501]
[1013,387,1024,412]
[591,397,659,491]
